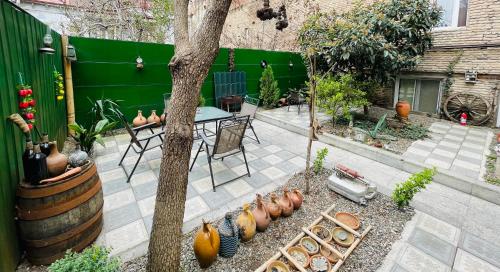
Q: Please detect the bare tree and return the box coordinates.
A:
[146,0,233,271]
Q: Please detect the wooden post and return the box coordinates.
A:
[321,212,362,237]
[62,35,75,135]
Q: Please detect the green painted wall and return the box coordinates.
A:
[69,37,308,126]
[0,1,67,271]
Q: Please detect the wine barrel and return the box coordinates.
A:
[16,161,103,265]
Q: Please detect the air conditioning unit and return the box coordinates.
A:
[465,70,478,83]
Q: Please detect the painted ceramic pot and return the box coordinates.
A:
[236,203,256,242]
[290,189,304,210]
[46,141,68,177]
[267,193,282,220]
[68,144,88,167]
[395,100,411,118]
[133,110,147,127]
[147,110,161,125]
[218,213,239,258]
[253,194,271,232]
[279,189,294,217]
[193,220,220,268]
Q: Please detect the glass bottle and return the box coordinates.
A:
[22,140,35,183]
[40,133,50,156]
[30,143,49,185]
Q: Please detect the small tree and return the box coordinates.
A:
[315,74,368,127]
[259,65,280,108]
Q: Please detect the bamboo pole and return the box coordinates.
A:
[279,248,308,272]
[331,226,372,272]
[302,228,344,260]
[62,35,75,135]
[321,212,362,238]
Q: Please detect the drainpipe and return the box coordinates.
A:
[62,35,75,135]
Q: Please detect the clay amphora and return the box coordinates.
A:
[147,110,161,125]
[395,100,411,118]
[132,110,147,127]
[218,213,239,258]
[193,220,220,268]
[280,189,294,217]
[46,141,68,177]
[236,203,256,242]
[39,133,50,156]
[253,194,271,232]
[290,189,304,210]
[267,193,282,220]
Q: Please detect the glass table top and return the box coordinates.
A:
[194,106,233,123]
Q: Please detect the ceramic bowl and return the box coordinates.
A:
[319,245,341,264]
[332,227,355,247]
[286,246,310,269]
[311,225,332,243]
[335,212,360,230]
[310,254,332,272]
[266,260,290,272]
[300,236,319,255]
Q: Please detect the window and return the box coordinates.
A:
[435,0,468,28]
[394,78,443,114]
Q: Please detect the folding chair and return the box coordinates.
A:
[234,95,260,143]
[287,89,306,114]
[190,116,251,191]
[114,110,165,182]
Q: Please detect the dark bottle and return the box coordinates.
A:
[22,140,35,183]
[30,143,49,185]
[40,133,50,156]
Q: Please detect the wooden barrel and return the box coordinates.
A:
[16,161,103,265]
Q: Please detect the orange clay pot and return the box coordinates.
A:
[193,220,220,269]
[395,100,411,118]
[267,193,282,220]
[290,189,304,210]
[279,189,294,217]
[236,203,256,242]
[253,194,271,232]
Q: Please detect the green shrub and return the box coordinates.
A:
[392,168,436,208]
[313,148,329,174]
[385,124,429,140]
[368,113,387,139]
[259,65,280,108]
[69,119,117,153]
[48,245,120,272]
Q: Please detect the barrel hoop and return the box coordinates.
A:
[26,217,103,265]
[17,179,102,220]
[22,206,103,247]
[17,163,97,199]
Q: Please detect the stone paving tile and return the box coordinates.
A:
[390,264,410,272]
[100,168,127,183]
[262,154,284,165]
[243,171,273,189]
[408,229,456,266]
[223,179,253,198]
[457,149,483,160]
[261,166,287,180]
[397,245,450,272]
[143,215,153,234]
[137,195,156,217]
[105,219,148,256]
[452,159,480,171]
[461,141,485,151]
[424,157,452,169]
[453,249,500,272]
[417,213,461,246]
[132,181,158,201]
[438,141,461,151]
[188,167,209,182]
[459,231,500,268]
[184,196,210,222]
[192,176,216,194]
[130,170,157,187]
[103,202,142,232]
[103,188,136,212]
[432,148,456,159]
[102,177,130,196]
[200,187,234,209]
[463,197,500,247]
[405,147,431,157]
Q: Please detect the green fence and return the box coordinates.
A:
[69,37,308,126]
[0,1,68,271]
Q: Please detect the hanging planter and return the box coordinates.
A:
[54,69,64,101]
[17,73,36,131]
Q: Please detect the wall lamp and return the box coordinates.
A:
[39,26,55,54]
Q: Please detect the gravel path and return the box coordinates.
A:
[123,169,414,272]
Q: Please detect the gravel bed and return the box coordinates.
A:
[484,131,500,186]
[122,169,414,272]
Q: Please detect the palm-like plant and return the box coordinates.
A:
[88,97,122,123]
[68,119,117,153]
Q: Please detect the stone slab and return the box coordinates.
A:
[453,249,500,272]
[460,232,500,268]
[408,229,456,266]
[397,245,450,272]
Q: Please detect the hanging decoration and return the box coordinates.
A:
[256,1,288,31]
[17,73,36,131]
[54,69,64,101]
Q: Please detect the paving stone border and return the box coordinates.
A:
[256,111,500,205]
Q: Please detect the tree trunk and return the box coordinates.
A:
[304,55,317,195]
[147,1,232,271]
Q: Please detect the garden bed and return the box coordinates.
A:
[320,106,435,154]
[122,169,413,272]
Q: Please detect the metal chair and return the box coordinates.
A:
[287,89,306,114]
[114,110,165,182]
[190,116,251,191]
[234,95,260,143]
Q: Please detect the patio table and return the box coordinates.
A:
[194,106,233,138]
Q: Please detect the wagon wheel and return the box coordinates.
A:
[444,92,492,125]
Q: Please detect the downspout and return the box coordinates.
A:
[62,35,75,135]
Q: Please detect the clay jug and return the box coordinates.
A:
[39,133,50,156]
[279,189,294,217]
[46,141,68,177]
[253,194,271,232]
[193,220,220,268]
[395,100,411,118]
[267,193,282,220]
[69,144,88,167]
[132,110,147,127]
[290,189,304,210]
[218,213,239,258]
[147,110,161,125]
[160,112,166,123]
[236,203,256,242]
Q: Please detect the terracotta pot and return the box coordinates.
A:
[279,189,294,217]
[290,189,304,210]
[236,203,256,242]
[252,194,271,232]
[193,220,220,269]
[395,100,411,118]
[46,141,68,177]
[132,110,147,127]
[160,112,166,123]
[147,110,161,126]
[267,193,282,220]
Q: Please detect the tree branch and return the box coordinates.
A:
[173,0,189,51]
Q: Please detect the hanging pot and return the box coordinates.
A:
[395,100,411,118]
[218,213,239,258]
[253,194,271,232]
[279,188,294,217]
[290,189,304,210]
[133,110,147,127]
[46,141,68,177]
[267,193,282,220]
[236,203,256,242]
[193,220,220,269]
